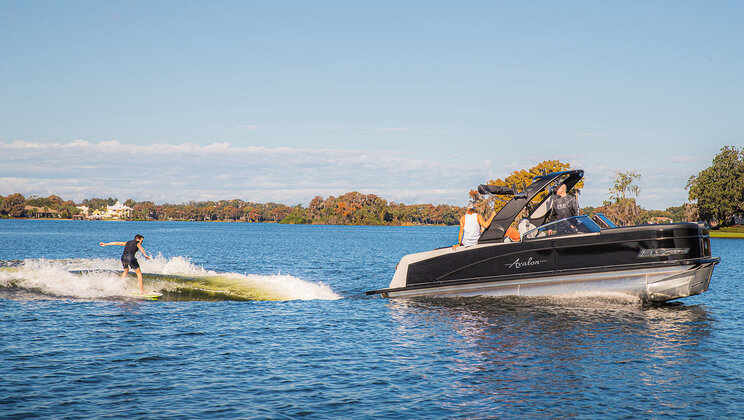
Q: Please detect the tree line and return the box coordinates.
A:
[2,148,741,227]
[0,191,465,226]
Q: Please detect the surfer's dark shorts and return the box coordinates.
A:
[121,254,140,270]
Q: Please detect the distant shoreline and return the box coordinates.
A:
[4,217,738,235]
[0,217,453,227]
[1,191,465,226]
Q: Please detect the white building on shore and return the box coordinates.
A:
[106,201,133,219]
[76,205,89,218]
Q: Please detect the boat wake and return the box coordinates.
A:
[0,256,341,302]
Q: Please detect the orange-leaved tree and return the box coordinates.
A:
[471,160,583,216]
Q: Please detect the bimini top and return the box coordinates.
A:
[477,169,584,243]
[477,184,517,195]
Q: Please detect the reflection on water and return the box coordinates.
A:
[386,296,713,416]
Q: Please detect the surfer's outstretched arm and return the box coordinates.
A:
[137,243,151,260]
[100,241,127,247]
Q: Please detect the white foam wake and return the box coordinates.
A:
[0,258,131,299]
[0,256,341,301]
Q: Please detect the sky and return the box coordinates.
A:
[1,0,742,209]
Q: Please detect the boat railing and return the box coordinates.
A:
[523,215,601,240]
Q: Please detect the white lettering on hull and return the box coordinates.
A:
[505,257,548,269]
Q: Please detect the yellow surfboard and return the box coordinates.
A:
[127,292,163,301]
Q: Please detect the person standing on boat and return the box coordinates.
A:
[453,203,496,249]
[549,184,580,221]
[100,234,151,294]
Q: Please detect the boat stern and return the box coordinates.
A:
[646,260,719,302]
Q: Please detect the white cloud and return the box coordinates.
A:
[236,125,262,130]
[0,140,708,209]
[0,140,483,205]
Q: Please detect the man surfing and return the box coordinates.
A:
[100,234,151,294]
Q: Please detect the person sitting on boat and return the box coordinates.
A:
[503,225,521,242]
[453,203,496,249]
[517,208,537,239]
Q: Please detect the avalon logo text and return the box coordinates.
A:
[505,257,548,269]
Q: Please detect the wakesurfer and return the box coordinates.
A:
[100,234,151,294]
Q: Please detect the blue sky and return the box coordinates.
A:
[1,1,741,209]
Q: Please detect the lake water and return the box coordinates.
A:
[1,219,742,418]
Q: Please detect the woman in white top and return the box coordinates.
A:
[453,203,496,249]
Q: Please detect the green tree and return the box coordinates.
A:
[0,193,27,217]
[602,171,643,226]
[82,197,117,212]
[280,206,309,224]
[26,194,64,209]
[665,205,687,223]
[581,206,596,218]
[132,202,157,220]
[609,171,641,201]
[687,146,744,225]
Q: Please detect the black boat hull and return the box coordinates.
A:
[367,223,719,303]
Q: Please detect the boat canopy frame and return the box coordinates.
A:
[478,169,584,243]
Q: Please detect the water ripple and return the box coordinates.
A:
[1,222,743,417]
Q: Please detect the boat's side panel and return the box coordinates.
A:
[405,240,557,286]
[384,263,716,302]
[553,228,705,271]
[371,223,718,302]
[404,223,708,289]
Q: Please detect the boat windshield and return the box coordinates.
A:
[523,215,601,240]
[592,213,617,228]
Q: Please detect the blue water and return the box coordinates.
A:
[1,220,743,418]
